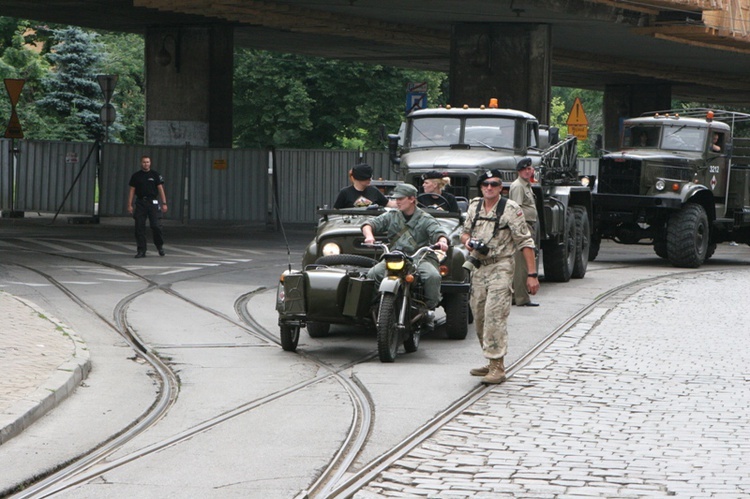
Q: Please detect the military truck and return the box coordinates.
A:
[387,100,593,282]
[591,108,750,268]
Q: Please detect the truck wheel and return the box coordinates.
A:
[315,254,378,268]
[667,203,710,268]
[280,324,300,352]
[571,206,589,279]
[306,321,331,338]
[542,206,576,282]
[705,243,717,262]
[589,231,601,261]
[654,235,668,259]
[443,293,469,339]
[376,294,400,362]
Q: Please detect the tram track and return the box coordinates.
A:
[5,251,378,498]
[5,240,741,498]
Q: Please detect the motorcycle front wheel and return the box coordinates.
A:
[376,293,401,362]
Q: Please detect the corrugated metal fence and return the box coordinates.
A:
[0,138,598,226]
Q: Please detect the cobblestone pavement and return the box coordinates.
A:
[0,292,90,444]
[356,270,750,498]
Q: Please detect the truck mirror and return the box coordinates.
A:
[388,134,401,165]
[549,127,560,145]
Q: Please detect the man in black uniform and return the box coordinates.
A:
[127,155,167,258]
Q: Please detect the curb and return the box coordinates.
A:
[0,296,91,445]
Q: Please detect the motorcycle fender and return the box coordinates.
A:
[378,276,402,296]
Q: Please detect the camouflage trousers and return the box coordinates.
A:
[470,259,513,359]
[367,259,442,309]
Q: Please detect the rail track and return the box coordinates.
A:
[3,236,744,498]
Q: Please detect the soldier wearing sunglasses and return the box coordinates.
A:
[460,168,539,384]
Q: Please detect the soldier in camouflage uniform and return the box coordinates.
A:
[460,169,539,384]
[362,183,449,309]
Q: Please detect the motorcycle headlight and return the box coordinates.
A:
[322,242,341,256]
[386,260,405,271]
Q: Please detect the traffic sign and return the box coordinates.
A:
[100,103,117,126]
[97,74,118,103]
[4,79,25,139]
[566,97,588,140]
[406,92,427,115]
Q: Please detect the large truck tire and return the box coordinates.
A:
[667,203,709,268]
[571,206,590,279]
[588,230,601,261]
[542,206,576,282]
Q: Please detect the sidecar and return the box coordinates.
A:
[276,187,471,352]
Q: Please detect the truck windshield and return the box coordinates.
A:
[408,116,516,149]
[660,125,706,152]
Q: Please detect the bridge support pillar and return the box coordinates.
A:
[449,23,551,123]
[603,84,671,149]
[145,26,233,147]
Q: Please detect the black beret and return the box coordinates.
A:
[351,163,373,180]
[477,169,504,187]
[516,157,533,170]
[422,171,446,180]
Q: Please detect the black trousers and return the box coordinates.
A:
[134,198,164,253]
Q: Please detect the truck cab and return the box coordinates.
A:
[387,100,592,282]
[593,109,750,268]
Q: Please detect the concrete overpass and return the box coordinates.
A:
[4,0,750,148]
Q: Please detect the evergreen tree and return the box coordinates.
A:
[37,26,103,141]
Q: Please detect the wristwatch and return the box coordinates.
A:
[527,273,538,278]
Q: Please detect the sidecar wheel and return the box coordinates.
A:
[376,294,400,363]
[280,324,300,352]
[403,328,420,353]
[306,321,330,338]
[443,293,469,340]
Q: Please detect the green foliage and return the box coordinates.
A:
[37,27,104,140]
[233,49,447,149]
[96,32,144,143]
[550,87,603,157]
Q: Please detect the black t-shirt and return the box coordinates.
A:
[129,169,164,199]
[419,191,461,213]
[334,185,388,209]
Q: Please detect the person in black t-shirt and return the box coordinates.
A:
[127,155,168,258]
[419,171,460,213]
[333,163,390,209]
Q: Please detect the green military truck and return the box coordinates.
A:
[592,109,750,268]
[387,101,593,282]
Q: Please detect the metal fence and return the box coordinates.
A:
[0,137,598,226]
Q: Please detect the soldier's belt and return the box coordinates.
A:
[478,254,507,266]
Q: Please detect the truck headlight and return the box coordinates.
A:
[655,179,665,191]
[322,242,341,256]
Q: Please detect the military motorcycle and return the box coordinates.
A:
[368,243,441,362]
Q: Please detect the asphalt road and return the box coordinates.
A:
[1,216,749,498]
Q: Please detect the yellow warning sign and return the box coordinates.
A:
[212,159,228,170]
[566,97,588,140]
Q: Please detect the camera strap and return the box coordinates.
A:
[469,197,509,238]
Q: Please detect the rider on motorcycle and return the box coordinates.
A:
[361,183,450,310]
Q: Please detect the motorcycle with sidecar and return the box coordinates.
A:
[275,195,471,361]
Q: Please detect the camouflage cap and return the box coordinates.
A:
[390,183,418,198]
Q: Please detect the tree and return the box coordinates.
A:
[233,49,447,149]
[36,26,104,141]
[96,31,144,143]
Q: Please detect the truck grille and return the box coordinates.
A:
[598,158,641,195]
[445,176,471,199]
